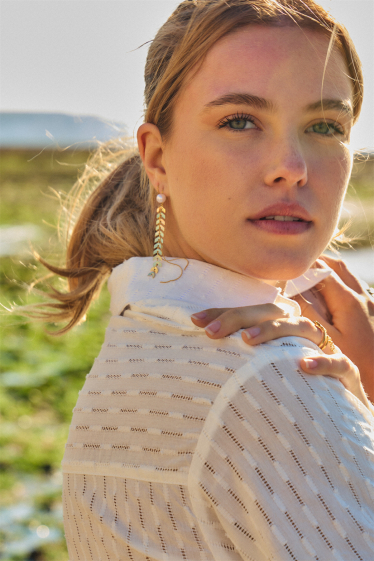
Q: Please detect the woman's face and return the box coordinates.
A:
[147,26,354,280]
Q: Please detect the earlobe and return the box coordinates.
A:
[137,123,167,192]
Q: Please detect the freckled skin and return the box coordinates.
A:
[148,26,353,281]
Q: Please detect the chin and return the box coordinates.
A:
[202,244,321,282]
[237,254,317,282]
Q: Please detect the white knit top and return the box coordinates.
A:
[62,258,374,561]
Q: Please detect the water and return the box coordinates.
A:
[0,473,64,559]
[328,247,374,285]
[0,224,42,257]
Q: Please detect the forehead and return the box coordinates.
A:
[180,25,352,110]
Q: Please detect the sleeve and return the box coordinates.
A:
[188,344,374,561]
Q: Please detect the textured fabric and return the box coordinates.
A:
[107,257,332,318]
[62,258,374,560]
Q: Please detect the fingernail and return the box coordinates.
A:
[243,326,261,339]
[205,320,221,334]
[304,358,318,369]
[191,311,207,320]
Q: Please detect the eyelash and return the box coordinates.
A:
[217,113,346,137]
[217,112,257,130]
[307,121,345,136]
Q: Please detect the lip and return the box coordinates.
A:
[247,202,312,236]
[249,219,311,235]
[250,202,312,222]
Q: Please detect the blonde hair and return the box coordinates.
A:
[28,0,363,332]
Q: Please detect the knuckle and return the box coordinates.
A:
[295,317,314,335]
[342,357,355,374]
[211,307,227,314]
[327,355,337,370]
[267,319,282,330]
[335,354,354,374]
[236,307,250,319]
[301,317,315,330]
[221,308,248,329]
[336,259,347,270]
[203,308,218,316]
[231,308,248,324]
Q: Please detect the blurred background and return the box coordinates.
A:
[0,1,373,559]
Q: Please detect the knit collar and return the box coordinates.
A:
[108,257,331,320]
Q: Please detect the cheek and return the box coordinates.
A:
[313,151,351,232]
[168,139,240,208]
[321,153,350,201]
[172,135,259,194]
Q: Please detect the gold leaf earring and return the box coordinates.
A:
[148,193,166,278]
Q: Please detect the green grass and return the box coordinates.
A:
[339,157,374,248]
[0,148,372,560]
[0,149,108,560]
[349,156,374,199]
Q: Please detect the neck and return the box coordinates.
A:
[164,243,286,292]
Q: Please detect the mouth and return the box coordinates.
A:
[259,215,306,222]
[248,204,312,235]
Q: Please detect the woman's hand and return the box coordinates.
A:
[191,256,374,409]
[293,255,374,403]
[191,306,370,409]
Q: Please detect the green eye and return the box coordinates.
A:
[229,119,255,130]
[218,113,257,131]
[307,122,343,136]
[230,119,247,129]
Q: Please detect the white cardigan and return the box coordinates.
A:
[62,258,374,561]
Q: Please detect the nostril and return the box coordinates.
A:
[274,177,283,183]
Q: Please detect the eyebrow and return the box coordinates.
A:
[305,99,353,118]
[203,92,353,118]
[203,93,274,112]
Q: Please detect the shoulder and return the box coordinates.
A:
[188,340,374,560]
[190,340,374,487]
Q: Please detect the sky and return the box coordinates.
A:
[1,0,373,151]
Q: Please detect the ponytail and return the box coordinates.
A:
[24,146,155,333]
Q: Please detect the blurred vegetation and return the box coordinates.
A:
[343,155,374,246]
[0,149,110,560]
[0,148,373,560]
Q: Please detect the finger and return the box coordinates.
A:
[292,293,325,322]
[292,287,332,322]
[319,254,364,294]
[300,354,363,394]
[291,293,339,339]
[192,303,290,338]
[301,354,352,379]
[191,308,232,326]
[312,258,331,270]
[241,317,336,354]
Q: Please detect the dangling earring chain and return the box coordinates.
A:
[148,193,166,278]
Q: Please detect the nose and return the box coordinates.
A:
[263,139,308,188]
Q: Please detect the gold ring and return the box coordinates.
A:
[314,321,335,352]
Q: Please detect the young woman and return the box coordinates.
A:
[32,0,374,559]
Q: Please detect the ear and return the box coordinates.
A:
[137,123,168,193]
